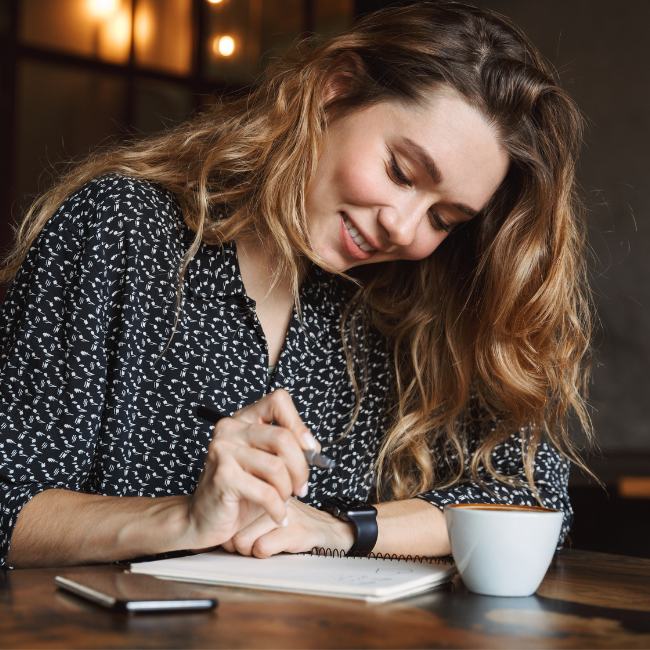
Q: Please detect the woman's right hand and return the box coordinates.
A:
[182,388,320,550]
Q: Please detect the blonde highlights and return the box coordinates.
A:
[2,1,598,504]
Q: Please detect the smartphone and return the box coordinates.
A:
[55,570,218,613]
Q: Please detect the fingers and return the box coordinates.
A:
[218,389,321,497]
[251,525,298,559]
[229,512,279,556]
[221,500,326,559]
[221,539,235,553]
[212,421,308,498]
[243,424,311,497]
[235,388,322,454]
[217,455,289,526]
[231,444,294,502]
[197,389,320,540]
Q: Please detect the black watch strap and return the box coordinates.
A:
[322,497,378,557]
[347,508,378,556]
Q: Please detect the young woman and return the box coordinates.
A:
[0,1,595,568]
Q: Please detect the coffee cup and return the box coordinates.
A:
[444,503,563,597]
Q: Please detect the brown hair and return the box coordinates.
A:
[1,1,598,501]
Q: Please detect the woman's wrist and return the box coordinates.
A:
[327,516,355,553]
[374,499,451,557]
[117,494,195,556]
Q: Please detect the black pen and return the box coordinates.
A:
[195,404,337,469]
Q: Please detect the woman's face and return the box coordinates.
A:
[305,86,509,272]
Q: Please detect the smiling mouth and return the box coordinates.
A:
[342,213,376,253]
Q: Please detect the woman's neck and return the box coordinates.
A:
[235,235,299,367]
[235,235,294,305]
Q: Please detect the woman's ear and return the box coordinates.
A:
[321,52,367,106]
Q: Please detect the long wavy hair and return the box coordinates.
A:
[1,1,598,500]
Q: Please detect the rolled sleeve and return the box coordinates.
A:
[0,179,124,567]
[416,435,573,549]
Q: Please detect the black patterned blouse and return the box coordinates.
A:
[0,175,573,568]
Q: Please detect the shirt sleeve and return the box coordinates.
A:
[0,177,132,568]
[416,429,573,550]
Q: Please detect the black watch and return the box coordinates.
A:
[322,496,378,557]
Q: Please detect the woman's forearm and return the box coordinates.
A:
[7,488,193,568]
[8,493,451,567]
[373,499,450,557]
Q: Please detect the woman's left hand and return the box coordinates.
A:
[220,498,354,558]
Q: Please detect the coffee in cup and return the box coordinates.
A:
[444,503,563,597]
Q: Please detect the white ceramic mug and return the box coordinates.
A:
[444,503,563,597]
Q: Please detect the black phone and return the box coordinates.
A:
[55,570,218,613]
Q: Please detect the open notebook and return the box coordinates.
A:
[130,549,455,603]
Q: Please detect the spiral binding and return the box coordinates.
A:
[308,547,453,565]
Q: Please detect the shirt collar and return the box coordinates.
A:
[186,238,354,319]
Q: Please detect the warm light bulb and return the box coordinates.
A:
[87,0,120,19]
[134,5,154,48]
[212,35,236,57]
[105,7,131,53]
[206,0,224,4]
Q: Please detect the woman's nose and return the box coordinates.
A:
[377,203,423,247]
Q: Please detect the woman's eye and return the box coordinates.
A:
[386,148,452,233]
[428,210,452,233]
[388,152,413,187]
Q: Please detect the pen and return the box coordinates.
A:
[195,404,337,469]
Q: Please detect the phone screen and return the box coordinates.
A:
[55,570,218,613]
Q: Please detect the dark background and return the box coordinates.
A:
[1,0,648,556]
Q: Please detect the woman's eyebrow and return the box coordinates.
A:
[400,137,480,218]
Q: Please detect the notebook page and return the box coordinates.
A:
[131,550,454,600]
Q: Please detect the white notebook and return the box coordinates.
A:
[130,550,455,603]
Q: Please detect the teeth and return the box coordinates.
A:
[343,215,375,253]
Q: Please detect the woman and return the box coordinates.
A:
[0,1,595,568]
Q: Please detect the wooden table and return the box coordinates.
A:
[1,550,649,649]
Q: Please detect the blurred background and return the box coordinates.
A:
[0,0,648,557]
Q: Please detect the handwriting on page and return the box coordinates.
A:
[336,567,418,586]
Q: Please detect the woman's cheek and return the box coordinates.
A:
[335,164,385,205]
[400,232,447,260]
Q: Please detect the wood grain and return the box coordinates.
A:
[1,550,649,649]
